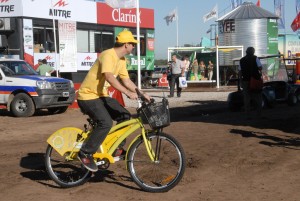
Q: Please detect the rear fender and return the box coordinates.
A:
[46,127,84,156]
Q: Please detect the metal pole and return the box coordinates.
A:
[176,7,178,47]
[51,0,58,77]
[136,0,141,89]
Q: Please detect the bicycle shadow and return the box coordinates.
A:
[19,152,140,190]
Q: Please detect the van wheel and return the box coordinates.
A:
[48,106,68,114]
[11,93,35,117]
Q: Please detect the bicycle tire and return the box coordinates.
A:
[127,132,186,192]
[45,145,92,188]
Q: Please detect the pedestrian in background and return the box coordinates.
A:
[183,55,190,80]
[168,54,184,98]
[36,59,54,76]
[199,60,206,79]
[33,59,43,71]
[207,60,214,80]
[192,58,199,81]
[239,47,263,119]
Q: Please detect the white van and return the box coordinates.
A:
[0,59,75,117]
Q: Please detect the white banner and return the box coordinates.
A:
[23,19,33,57]
[34,53,60,68]
[21,0,96,23]
[203,5,218,23]
[77,53,97,71]
[58,20,77,72]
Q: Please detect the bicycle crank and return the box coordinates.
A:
[96,158,110,169]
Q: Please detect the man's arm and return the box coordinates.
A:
[256,57,262,70]
[104,72,137,100]
[121,77,151,101]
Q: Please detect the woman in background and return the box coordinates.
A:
[199,60,206,80]
[207,60,214,80]
[192,58,199,81]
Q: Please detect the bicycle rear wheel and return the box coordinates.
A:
[45,145,92,188]
[127,132,186,192]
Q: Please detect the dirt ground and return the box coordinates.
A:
[1,92,300,201]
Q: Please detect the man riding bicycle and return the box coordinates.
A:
[77,30,151,172]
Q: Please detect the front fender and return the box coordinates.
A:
[125,134,143,169]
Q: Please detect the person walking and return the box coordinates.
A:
[168,54,185,98]
[239,46,263,119]
[76,30,151,172]
[191,58,199,81]
[207,60,214,80]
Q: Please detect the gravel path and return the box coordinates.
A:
[123,91,232,108]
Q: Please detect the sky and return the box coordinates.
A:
[137,0,297,59]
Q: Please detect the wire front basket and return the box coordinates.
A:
[139,98,170,130]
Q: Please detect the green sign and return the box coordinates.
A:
[114,27,155,71]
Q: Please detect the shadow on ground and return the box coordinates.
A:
[168,100,300,135]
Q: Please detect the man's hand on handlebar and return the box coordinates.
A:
[135,88,152,103]
[142,93,152,103]
[126,91,139,100]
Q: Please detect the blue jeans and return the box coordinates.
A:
[78,97,131,154]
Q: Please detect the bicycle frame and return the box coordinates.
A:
[46,117,156,164]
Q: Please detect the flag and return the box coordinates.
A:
[297,0,300,14]
[274,0,285,29]
[256,0,260,7]
[164,9,177,26]
[105,0,136,9]
[291,12,300,32]
[296,0,300,36]
[203,5,218,23]
[230,0,242,10]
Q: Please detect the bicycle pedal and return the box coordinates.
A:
[95,160,105,166]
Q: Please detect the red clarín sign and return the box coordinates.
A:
[97,3,154,29]
[291,12,300,32]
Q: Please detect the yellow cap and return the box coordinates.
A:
[116,30,138,43]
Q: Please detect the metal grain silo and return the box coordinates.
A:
[217,1,279,66]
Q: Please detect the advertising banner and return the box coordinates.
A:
[23,19,34,67]
[77,53,98,71]
[58,20,77,72]
[97,3,154,29]
[3,0,97,23]
[0,0,23,17]
[34,53,60,69]
[267,19,278,55]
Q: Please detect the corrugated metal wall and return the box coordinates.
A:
[218,19,268,66]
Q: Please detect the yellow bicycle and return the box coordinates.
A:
[44,91,186,192]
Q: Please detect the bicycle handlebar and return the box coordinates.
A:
[135,88,154,104]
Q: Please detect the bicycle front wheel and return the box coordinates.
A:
[45,145,92,188]
[127,132,186,192]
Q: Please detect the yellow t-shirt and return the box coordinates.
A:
[78,48,129,100]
